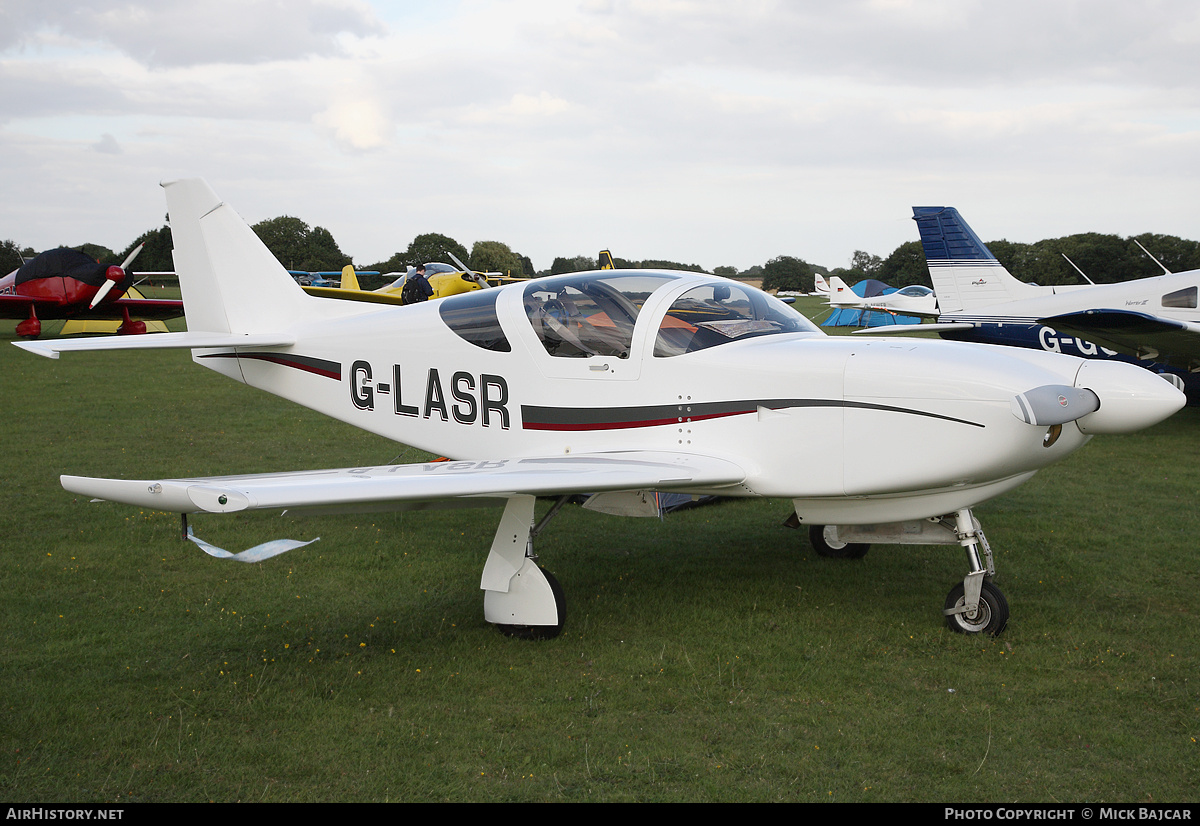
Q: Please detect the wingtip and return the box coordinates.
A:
[12,340,60,359]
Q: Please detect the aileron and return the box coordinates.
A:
[62,451,748,515]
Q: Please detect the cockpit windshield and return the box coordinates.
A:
[384,262,459,290]
[524,273,678,358]
[654,282,820,357]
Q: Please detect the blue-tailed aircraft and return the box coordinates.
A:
[887,207,1200,396]
[14,180,1186,638]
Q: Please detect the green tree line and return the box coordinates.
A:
[6,219,1199,293]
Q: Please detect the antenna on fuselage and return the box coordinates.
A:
[1133,239,1172,275]
[1060,253,1095,285]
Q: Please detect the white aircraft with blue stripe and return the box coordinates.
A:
[904,206,1200,396]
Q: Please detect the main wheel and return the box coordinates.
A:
[809,525,870,559]
[943,580,1009,636]
[495,567,565,640]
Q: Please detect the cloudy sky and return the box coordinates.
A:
[2,0,1198,272]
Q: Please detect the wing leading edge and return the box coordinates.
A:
[62,451,747,515]
[1039,309,1200,370]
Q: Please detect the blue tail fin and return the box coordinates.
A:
[911,206,1045,313]
[912,207,997,262]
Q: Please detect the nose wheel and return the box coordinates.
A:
[944,579,1009,635]
[941,508,1009,636]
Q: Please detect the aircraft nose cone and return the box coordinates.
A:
[1073,361,1186,434]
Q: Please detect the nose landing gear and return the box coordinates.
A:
[800,507,1011,635]
[940,508,1009,635]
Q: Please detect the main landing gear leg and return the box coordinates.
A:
[942,508,1009,636]
[16,307,41,339]
[117,308,146,336]
[481,495,566,640]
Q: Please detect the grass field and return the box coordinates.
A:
[2,304,1198,803]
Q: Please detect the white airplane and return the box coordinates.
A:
[15,180,1186,639]
[774,274,828,300]
[827,275,938,317]
[895,207,1200,391]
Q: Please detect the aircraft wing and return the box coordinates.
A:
[1038,309,1200,370]
[0,293,183,320]
[81,296,185,320]
[61,451,747,515]
[301,285,406,306]
[0,294,41,314]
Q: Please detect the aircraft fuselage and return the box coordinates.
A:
[192,270,1176,524]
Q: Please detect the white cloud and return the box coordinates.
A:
[2,0,385,66]
[91,133,123,154]
[3,0,1200,270]
[313,97,391,151]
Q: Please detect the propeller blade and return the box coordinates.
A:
[88,266,125,308]
[120,243,144,271]
[447,251,472,273]
[89,280,116,308]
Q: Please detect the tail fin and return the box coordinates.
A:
[339,264,362,291]
[828,275,857,306]
[912,206,1048,313]
[812,273,829,295]
[164,178,310,333]
[598,250,615,270]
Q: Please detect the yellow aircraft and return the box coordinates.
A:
[303,255,502,307]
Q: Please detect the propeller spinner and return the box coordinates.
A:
[88,243,143,308]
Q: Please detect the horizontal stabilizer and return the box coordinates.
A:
[62,451,747,514]
[14,332,296,360]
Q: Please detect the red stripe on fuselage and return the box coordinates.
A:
[522,408,752,431]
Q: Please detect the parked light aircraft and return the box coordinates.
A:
[1,245,183,337]
[304,259,499,307]
[15,180,1186,638]
[828,276,938,317]
[892,207,1200,393]
[290,269,367,288]
[813,273,829,296]
[777,273,829,301]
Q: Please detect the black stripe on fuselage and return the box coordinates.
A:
[197,351,341,380]
[521,399,984,431]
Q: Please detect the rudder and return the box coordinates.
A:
[163,178,310,334]
[912,206,1042,313]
